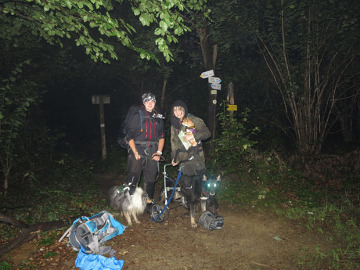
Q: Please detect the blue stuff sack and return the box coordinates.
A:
[75,247,124,270]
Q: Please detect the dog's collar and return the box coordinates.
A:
[201,187,209,197]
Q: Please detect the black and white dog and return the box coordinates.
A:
[200,174,222,215]
[108,186,152,226]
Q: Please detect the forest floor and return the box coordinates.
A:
[6,173,337,270]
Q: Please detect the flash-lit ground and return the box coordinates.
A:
[24,173,336,270]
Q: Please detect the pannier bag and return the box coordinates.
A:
[59,211,125,256]
[198,210,224,230]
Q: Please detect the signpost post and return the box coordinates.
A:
[226,82,236,120]
[92,95,110,160]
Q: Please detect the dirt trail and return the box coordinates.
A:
[95,173,333,270]
[12,173,334,269]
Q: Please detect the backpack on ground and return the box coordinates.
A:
[198,210,224,230]
[59,211,125,256]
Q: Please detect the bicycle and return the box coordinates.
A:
[150,163,189,223]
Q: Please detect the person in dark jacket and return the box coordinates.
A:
[124,93,165,203]
[170,100,211,227]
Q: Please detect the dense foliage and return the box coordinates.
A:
[0,0,209,63]
[209,101,259,170]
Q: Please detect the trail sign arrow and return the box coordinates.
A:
[211,83,221,90]
[200,69,214,78]
[208,77,221,84]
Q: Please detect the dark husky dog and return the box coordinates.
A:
[178,174,201,228]
[158,173,221,228]
[200,174,222,215]
[108,186,152,226]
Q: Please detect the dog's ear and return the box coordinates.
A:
[202,174,207,181]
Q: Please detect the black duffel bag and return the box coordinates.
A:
[198,210,224,230]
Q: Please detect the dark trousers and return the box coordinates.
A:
[125,144,158,199]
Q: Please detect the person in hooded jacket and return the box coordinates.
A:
[170,100,211,227]
[124,93,165,204]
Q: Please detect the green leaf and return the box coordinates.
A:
[133,8,140,16]
[154,28,162,35]
[65,0,72,9]
[159,20,168,32]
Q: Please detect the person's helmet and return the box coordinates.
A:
[142,92,156,103]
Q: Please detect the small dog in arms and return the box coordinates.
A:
[108,186,152,226]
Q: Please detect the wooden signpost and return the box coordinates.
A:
[92,95,110,160]
[200,69,222,139]
[200,71,238,138]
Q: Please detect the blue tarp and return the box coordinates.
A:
[75,249,125,270]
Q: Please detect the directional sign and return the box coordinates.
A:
[200,69,214,78]
[92,95,110,104]
[208,77,222,84]
[211,83,221,90]
[227,104,238,111]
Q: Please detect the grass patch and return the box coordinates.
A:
[0,154,108,244]
[0,261,12,270]
[214,151,360,269]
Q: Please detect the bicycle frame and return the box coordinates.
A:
[162,163,182,206]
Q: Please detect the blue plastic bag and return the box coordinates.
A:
[75,248,124,270]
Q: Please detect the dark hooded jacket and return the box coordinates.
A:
[126,105,165,143]
[170,100,211,176]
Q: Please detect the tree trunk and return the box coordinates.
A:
[4,169,9,190]
[160,79,167,113]
[340,116,353,143]
[197,25,217,139]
